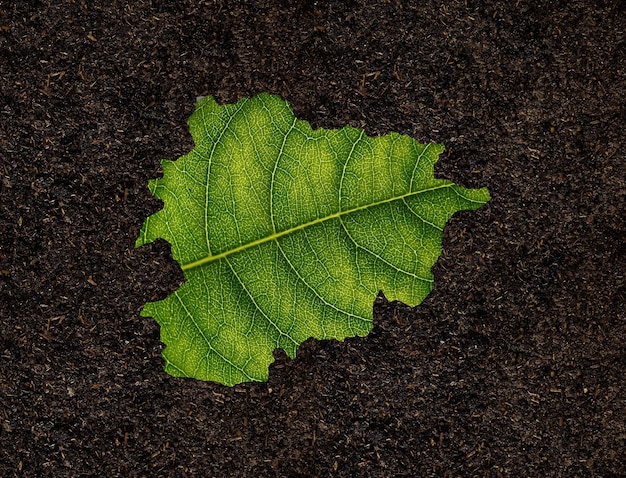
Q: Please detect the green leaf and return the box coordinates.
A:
[136,93,490,385]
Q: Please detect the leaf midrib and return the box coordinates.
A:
[180,183,453,271]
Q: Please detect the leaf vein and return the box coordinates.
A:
[275,236,370,334]
[337,216,433,284]
[173,289,255,381]
[182,183,453,271]
[225,257,299,349]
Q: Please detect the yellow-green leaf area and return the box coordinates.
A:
[136,93,490,386]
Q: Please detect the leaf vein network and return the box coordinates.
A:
[225,257,299,348]
[181,183,453,271]
[275,235,370,333]
[173,289,254,381]
[269,116,298,234]
[203,99,248,256]
[337,216,433,284]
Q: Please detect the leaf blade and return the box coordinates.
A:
[137,93,490,385]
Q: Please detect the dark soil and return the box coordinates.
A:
[1,1,625,476]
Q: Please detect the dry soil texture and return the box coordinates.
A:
[1,1,625,477]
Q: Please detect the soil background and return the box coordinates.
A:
[1,1,625,477]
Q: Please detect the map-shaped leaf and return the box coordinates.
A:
[136,93,490,385]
